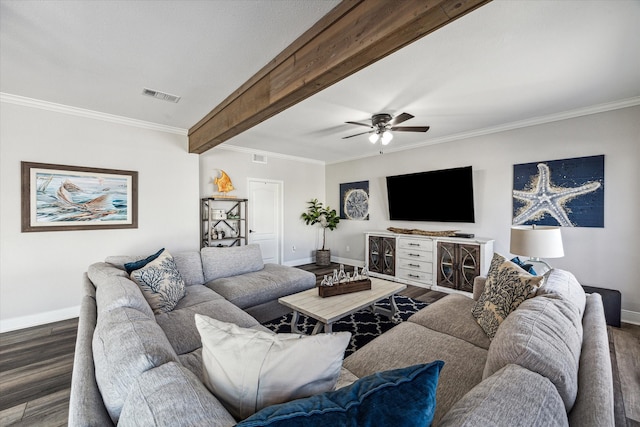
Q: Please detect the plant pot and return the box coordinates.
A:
[315,249,331,266]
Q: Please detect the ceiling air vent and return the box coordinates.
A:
[142,88,181,103]
[252,154,267,164]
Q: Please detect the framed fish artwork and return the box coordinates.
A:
[21,161,138,232]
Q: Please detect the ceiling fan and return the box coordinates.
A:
[342,112,430,145]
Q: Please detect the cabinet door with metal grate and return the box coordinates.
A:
[437,242,479,292]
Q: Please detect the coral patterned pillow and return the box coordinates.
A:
[129,249,185,314]
[472,253,544,339]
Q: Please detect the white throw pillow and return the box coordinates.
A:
[195,314,351,420]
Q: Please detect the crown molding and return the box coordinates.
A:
[0,93,188,136]
[399,96,640,153]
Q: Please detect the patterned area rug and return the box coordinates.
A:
[263,295,428,357]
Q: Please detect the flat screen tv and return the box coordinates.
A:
[386,166,475,223]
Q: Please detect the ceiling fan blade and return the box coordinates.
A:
[390,126,430,132]
[345,121,373,128]
[389,112,414,126]
[342,130,373,139]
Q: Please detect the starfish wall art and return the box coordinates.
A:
[512,155,604,228]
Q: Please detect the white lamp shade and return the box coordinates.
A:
[369,133,380,144]
[510,225,564,258]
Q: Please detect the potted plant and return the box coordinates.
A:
[301,198,340,266]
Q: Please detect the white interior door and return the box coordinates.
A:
[248,179,283,264]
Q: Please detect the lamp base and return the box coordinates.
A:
[522,257,553,275]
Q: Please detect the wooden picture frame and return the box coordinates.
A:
[21,161,138,232]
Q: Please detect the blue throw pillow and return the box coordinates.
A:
[510,257,537,276]
[124,248,165,274]
[236,361,444,427]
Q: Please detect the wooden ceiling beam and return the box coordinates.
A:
[188,0,491,154]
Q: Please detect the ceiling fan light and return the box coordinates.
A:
[381,131,393,145]
[369,133,380,144]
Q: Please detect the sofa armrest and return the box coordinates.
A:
[473,276,486,301]
[69,275,114,426]
[568,293,615,427]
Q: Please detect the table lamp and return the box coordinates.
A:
[510,225,564,272]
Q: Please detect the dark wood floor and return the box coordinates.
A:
[0,318,77,426]
[0,263,638,426]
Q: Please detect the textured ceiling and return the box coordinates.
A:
[2,0,639,163]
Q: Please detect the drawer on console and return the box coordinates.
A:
[397,268,432,285]
[397,238,433,252]
[397,258,433,274]
[397,248,432,262]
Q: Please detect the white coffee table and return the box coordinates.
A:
[278,278,407,335]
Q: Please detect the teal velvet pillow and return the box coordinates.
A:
[124,248,164,274]
[236,361,444,427]
[510,257,537,276]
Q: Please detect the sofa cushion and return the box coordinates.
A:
[343,321,487,426]
[95,275,155,318]
[172,250,205,286]
[129,249,186,314]
[409,294,491,350]
[123,248,164,274]
[205,263,316,309]
[439,364,568,427]
[201,244,264,282]
[118,361,236,427]
[93,307,179,423]
[156,287,262,355]
[483,294,583,411]
[105,250,205,286]
[195,315,351,420]
[536,268,586,318]
[87,262,129,284]
[237,361,444,427]
[472,253,543,339]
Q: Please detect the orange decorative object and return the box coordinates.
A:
[213,170,235,196]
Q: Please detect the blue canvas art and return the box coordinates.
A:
[340,181,369,220]
[512,155,604,228]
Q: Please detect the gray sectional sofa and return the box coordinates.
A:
[70,245,614,426]
[343,268,615,426]
[69,244,316,426]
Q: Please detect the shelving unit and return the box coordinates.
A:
[201,198,248,248]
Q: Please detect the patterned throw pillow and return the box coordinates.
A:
[129,249,186,314]
[472,253,544,339]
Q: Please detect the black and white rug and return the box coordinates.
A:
[263,295,428,357]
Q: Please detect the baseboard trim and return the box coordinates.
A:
[0,306,80,333]
[621,309,640,326]
[284,257,313,267]
[331,256,364,267]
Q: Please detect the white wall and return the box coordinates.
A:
[2,101,638,330]
[199,148,325,265]
[326,106,640,321]
[0,101,200,331]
